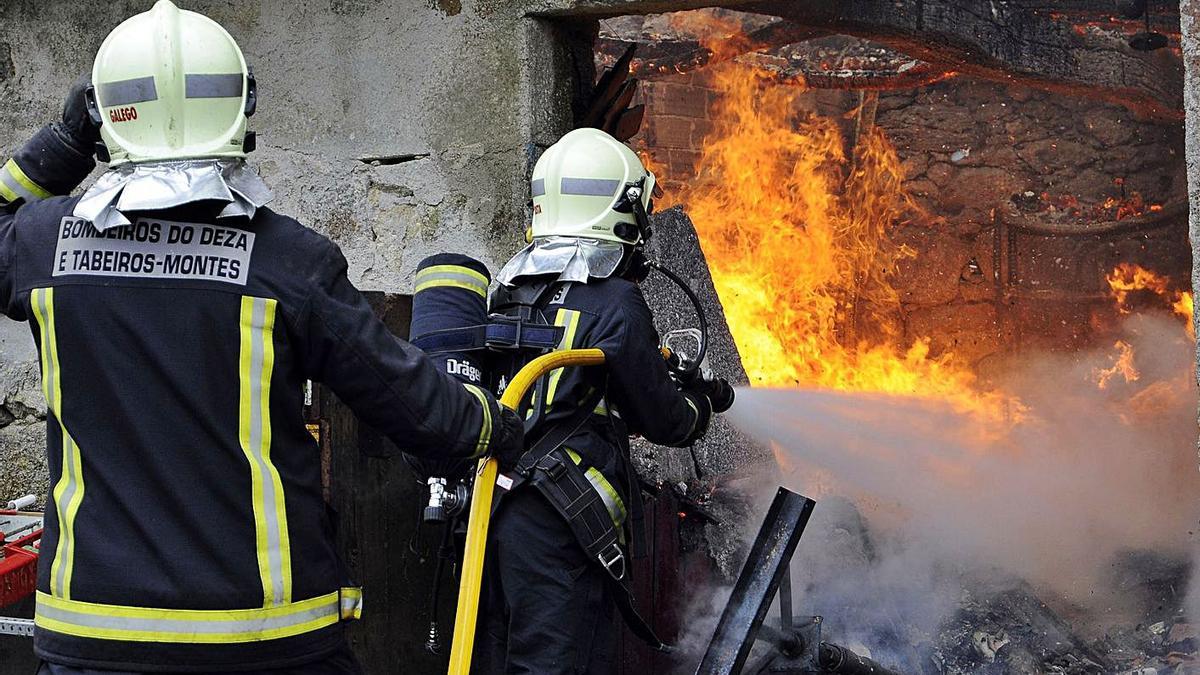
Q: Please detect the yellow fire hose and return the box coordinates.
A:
[448,347,606,674]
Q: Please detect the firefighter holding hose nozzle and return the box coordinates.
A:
[471,127,735,673]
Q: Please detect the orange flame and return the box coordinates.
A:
[667,54,1010,422]
[1106,263,1172,311]
[1094,340,1140,389]
[1105,263,1194,337]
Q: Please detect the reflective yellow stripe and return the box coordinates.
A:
[32,288,85,600]
[463,384,493,458]
[2,158,52,202]
[339,587,363,620]
[35,590,353,644]
[564,449,627,530]
[417,264,489,286]
[414,265,488,299]
[681,397,700,442]
[545,309,581,407]
[0,178,19,203]
[415,278,489,298]
[238,296,291,607]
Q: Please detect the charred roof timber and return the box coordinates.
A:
[598,0,1183,120]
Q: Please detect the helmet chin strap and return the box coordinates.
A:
[614,180,655,282]
[615,179,653,244]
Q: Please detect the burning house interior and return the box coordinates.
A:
[592,4,1198,674]
[1,1,1199,674]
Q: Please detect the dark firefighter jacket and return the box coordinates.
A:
[499,273,711,536]
[0,126,505,671]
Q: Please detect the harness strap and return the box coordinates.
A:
[513,386,606,478]
[411,325,487,353]
[613,581,672,652]
[485,319,564,351]
[521,449,670,651]
[409,320,565,355]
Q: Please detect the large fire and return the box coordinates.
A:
[656,33,1008,421]
[646,18,1194,428]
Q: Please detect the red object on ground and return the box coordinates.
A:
[0,511,41,608]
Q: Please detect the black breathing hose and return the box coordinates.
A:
[645,261,713,479]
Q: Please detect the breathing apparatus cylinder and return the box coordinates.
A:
[408,253,493,522]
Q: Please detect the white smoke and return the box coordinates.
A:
[702,311,1198,664]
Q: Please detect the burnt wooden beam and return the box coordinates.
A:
[597,21,830,78]
[745,0,1183,120]
[790,63,958,91]
[527,0,763,17]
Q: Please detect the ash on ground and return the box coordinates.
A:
[779,497,1196,675]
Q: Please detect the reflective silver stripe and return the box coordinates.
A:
[339,589,363,620]
[35,601,335,636]
[239,297,290,607]
[99,76,158,106]
[560,177,620,197]
[564,449,626,528]
[414,265,489,299]
[34,289,83,599]
[531,178,545,197]
[186,73,244,99]
[462,384,493,459]
[1,161,46,204]
[251,299,283,604]
[415,271,488,294]
[679,396,700,444]
[54,434,81,596]
[584,466,627,527]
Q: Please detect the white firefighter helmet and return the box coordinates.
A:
[90,0,255,165]
[530,128,656,245]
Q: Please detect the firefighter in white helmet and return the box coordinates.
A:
[0,2,522,673]
[478,128,733,673]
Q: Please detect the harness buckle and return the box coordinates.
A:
[537,454,566,480]
[487,316,525,351]
[597,543,626,581]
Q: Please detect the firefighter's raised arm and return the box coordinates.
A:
[297,241,523,461]
[0,76,100,318]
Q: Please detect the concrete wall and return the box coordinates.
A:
[1184,0,1200,456]
[0,0,758,508]
[0,0,584,501]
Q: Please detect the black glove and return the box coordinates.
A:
[491,405,526,471]
[52,74,101,156]
[700,377,735,414]
[679,373,734,415]
[679,390,713,446]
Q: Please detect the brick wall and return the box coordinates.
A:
[634,70,1188,374]
[633,73,719,193]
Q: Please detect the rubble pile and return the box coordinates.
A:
[780,498,1197,675]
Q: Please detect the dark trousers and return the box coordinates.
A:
[36,643,364,675]
[473,488,616,675]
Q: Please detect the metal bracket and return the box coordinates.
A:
[0,617,34,638]
[696,487,817,674]
[763,617,822,673]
